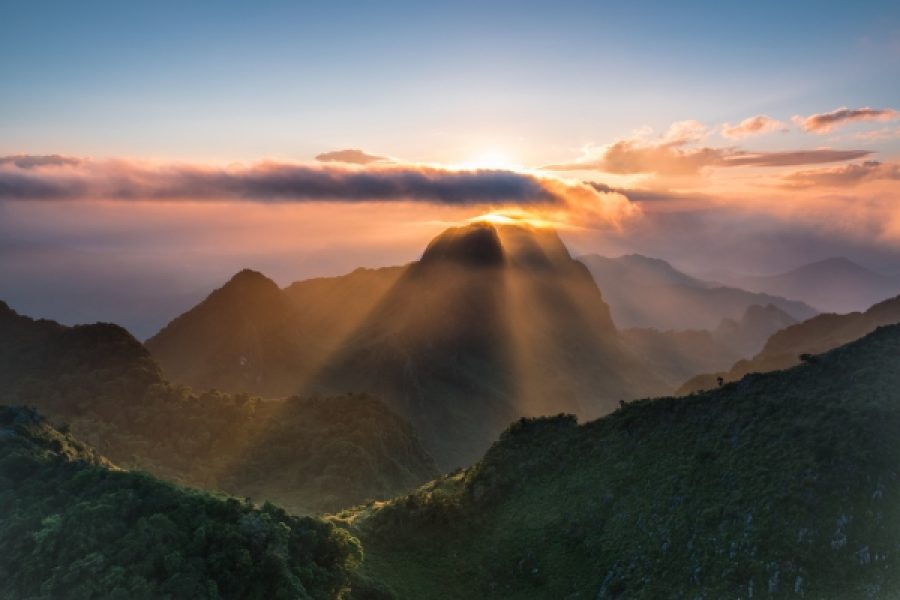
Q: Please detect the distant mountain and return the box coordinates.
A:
[0,406,373,599]
[341,324,900,599]
[736,257,900,314]
[679,294,900,395]
[712,302,798,357]
[0,301,437,514]
[148,223,669,469]
[580,253,817,330]
[619,303,797,389]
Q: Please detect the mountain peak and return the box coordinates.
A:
[226,268,278,287]
[419,222,506,268]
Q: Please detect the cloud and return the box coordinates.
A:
[0,156,566,205]
[543,136,871,175]
[854,127,900,142]
[662,120,709,144]
[0,154,83,169]
[783,161,900,188]
[794,107,900,134]
[721,115,786,139]
[315,148,389,165]
[0,155,642,229]
[721,149,872,167]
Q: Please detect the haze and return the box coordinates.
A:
[2,0,900,337]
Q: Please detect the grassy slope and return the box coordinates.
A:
[339,325,900,599]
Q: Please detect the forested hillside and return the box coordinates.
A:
[0,301,437,514]
[339,325,900,599]
[0,406,372,599]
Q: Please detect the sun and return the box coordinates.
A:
[459,150,521,171]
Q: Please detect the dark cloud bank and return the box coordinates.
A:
[0,156,562,205]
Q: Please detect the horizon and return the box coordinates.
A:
[2,0,900,334]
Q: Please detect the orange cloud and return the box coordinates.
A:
[793,106,900,134]
[783,161,900,188]
[854,127,900,141]
[543,136,870,176]
[0,154,640,231]
[315,148,389,164]
[721,115,786,139]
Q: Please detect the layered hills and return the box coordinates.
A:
[148,223,669,468]
[620,303,798,389]
[580,253,817,330]
[339,324,900,599]
[0,301,437,514]
[679,294,900,395]
[735,257,900,315]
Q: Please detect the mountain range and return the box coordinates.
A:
[148,223,671,468]
[679,293,900,395]
[580,253,817,330]
[619,303,797,389]
[0,300,437,514]
[5,223,900,598]
[730,257,900,315]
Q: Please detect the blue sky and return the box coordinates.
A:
[2,0,899,163]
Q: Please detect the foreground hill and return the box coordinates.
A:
[338,324,900,599]
[679,294,900,395]
[736,257,900,315]
[0,406,369,599]
[0,301,437,514]
[580,253,816,330]
[148,223,667,469]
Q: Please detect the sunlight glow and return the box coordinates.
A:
[468,209,559,229]
[459,150,522,171]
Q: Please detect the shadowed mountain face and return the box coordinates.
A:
[735,257,900,315]
[580,253,817,330]
[148,223,667,469]
[679,294,900,395]
[0,302,438,514]
[342,324,900,599]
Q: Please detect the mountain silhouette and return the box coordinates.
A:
[736,257,900,314]
[148,223,668,468]
[580,253,817,330]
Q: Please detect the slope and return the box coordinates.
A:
[0,405,369,599]
[340,324,900,599]
[306,223,666,468]
[0,301,438,514]
[679,294,900,394]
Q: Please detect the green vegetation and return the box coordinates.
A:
[0,406,366,599]
[0,301,437,514]
[338,325,900,598]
